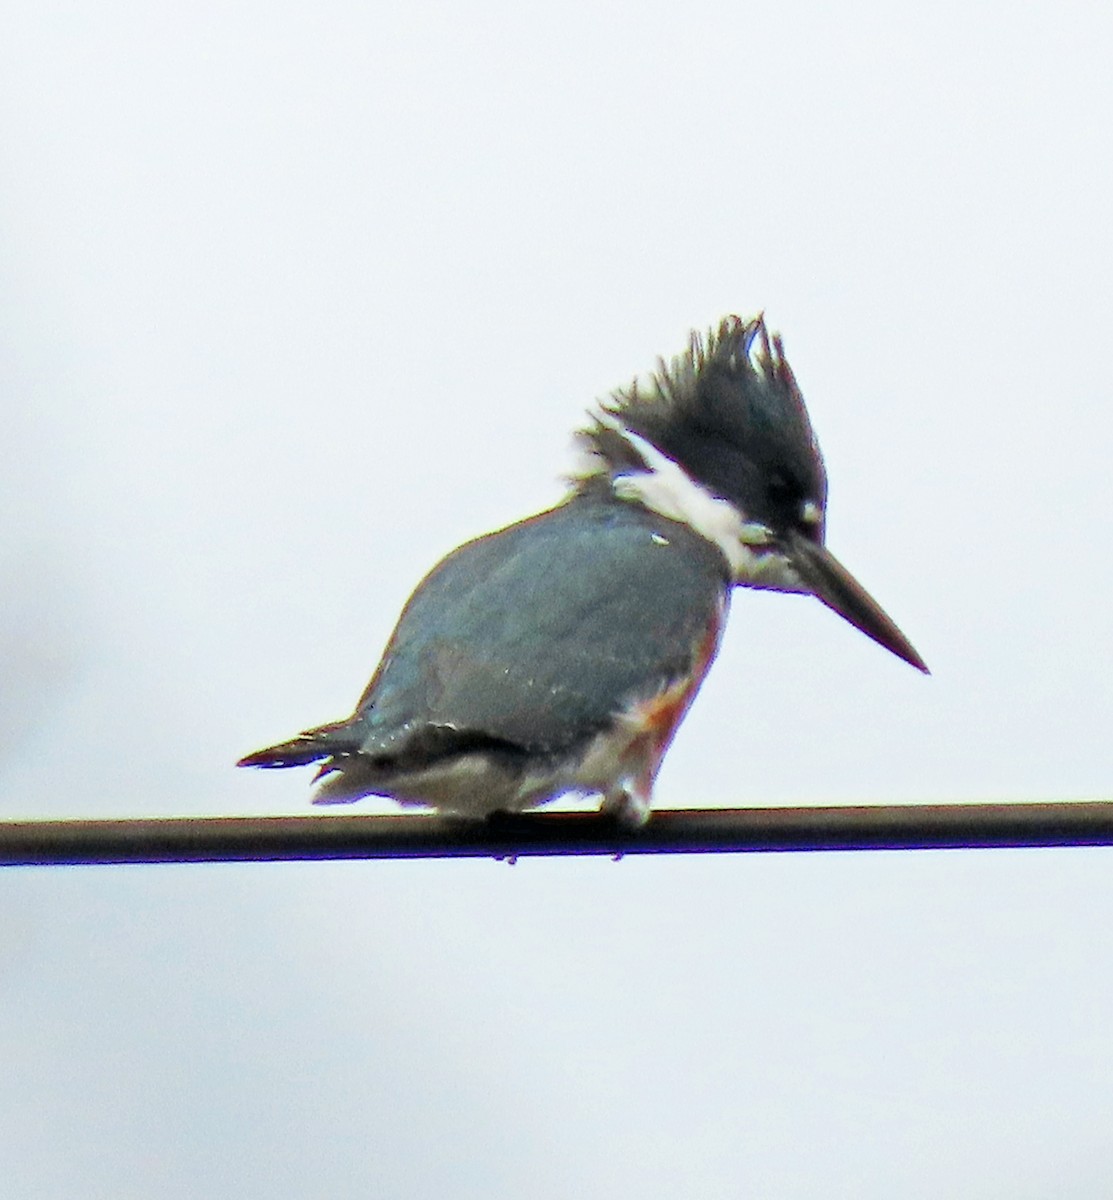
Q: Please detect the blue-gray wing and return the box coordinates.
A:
[353,495,730,759]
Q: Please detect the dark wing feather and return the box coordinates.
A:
[353,495,729,760]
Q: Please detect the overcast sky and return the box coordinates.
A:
[2,2,1112,1196]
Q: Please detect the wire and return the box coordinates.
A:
[1,802,1112,866]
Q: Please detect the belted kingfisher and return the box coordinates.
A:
[239,315,927,824]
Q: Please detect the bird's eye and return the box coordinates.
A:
[800,500,822,526]
[766,473,795,503]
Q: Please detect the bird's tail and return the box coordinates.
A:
[236,718,359,769]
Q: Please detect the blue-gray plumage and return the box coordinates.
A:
[239,315,926,822]
[354,493,728,757]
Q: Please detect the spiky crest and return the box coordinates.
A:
[571,314,828,556]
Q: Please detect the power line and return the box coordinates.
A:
[1,802,1112,866]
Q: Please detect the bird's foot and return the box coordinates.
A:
[600,783,652,830]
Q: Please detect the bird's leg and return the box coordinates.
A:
[600,777,653,829]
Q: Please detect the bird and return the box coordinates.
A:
[238,314,927,825]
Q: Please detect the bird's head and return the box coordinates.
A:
[573,314,927,672]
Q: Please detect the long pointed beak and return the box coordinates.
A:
[786,531,929,673]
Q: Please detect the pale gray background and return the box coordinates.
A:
[2,2,1112,1197]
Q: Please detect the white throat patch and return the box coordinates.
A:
[601,424,804,592]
